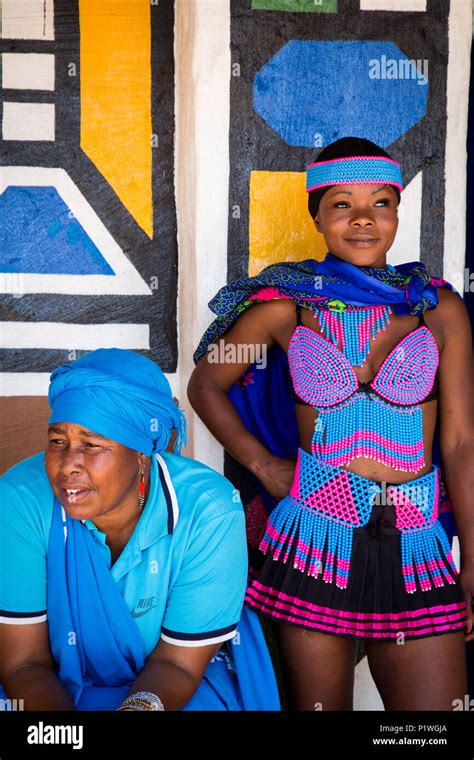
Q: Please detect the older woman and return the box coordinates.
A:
[0,348,280,711]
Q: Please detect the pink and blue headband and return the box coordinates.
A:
[306,156,403,193]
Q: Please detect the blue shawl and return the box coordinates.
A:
[46,498,280,711]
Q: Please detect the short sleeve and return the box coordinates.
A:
[161,508,248,647]
[0,479,48,624]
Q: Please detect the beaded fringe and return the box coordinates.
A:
[387,472,459,593]
[400,519,458,594]
[315,304,392,367]
[260,496,356,589]
[312,394,426,473]
[260,453,458,596]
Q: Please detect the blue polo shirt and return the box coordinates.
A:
[0,451,248,656]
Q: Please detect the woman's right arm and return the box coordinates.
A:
[0,476,75,710]
[0,622,74,710]
[188,299,297,500]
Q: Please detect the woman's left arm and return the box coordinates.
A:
[437,288,474,640]
[120,641,221,711]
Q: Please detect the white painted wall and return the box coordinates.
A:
[175,0,230,472]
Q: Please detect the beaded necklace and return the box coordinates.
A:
[315,304,392,367]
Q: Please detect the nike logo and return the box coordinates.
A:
[131,605,156,619]
[131,595,157,618]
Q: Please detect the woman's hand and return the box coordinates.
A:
[0,622,75,710]
[125,641,221,711]
[254,456,297,501]
[188,299,298,490]
[459,560,474,643]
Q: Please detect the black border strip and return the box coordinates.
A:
[161,622,238,641]
[0,609,47,620]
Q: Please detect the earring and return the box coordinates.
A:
[138,464,145,510]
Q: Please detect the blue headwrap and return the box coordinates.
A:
[48,349,187,456]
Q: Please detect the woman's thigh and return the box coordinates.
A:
[365,631,468,711]
[276,622,358,711]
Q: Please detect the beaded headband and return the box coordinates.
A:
[306,156,403,193]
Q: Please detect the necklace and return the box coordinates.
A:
[314,304,393,367]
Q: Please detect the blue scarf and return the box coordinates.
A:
[195,253,455,363]
[194,253,457,539]
[46,498,280,711]
[48,348,187,456]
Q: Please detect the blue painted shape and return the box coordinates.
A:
[253,41,429,148]
[0,186,115,274]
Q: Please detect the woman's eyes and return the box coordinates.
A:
[333,198,391,209]
[48,439,103,449]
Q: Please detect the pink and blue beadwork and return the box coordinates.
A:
[261,451,378,588]
[316,305,392,367]
[305,156,404,194]
[259,449,458,595]
[311,396,425,471]
[245,304,464,639]
[389,479,458,594]
[288,316,439,472]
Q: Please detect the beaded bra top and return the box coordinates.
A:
[288,305,440,472]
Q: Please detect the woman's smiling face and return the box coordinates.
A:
[314,183,399,268]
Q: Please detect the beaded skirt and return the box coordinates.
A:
[245,449,467,640]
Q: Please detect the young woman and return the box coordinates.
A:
[188,137,474,711]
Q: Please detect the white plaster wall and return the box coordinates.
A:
[175,0,230,471]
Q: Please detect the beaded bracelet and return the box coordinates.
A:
[116,690,165,712]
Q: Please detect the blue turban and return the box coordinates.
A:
[48,349,187,456]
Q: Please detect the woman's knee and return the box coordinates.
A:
[276,623,358,710]
[366,632,468,710]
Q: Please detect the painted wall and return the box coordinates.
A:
[0,0,177,469]
[0,0,472,709]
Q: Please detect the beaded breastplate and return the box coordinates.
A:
[288,311,440,472]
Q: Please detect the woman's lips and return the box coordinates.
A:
[345,237,379,247]
[60,488,92,504]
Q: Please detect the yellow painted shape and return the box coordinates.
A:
[248,171,327,277]
[80,0,152,237]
